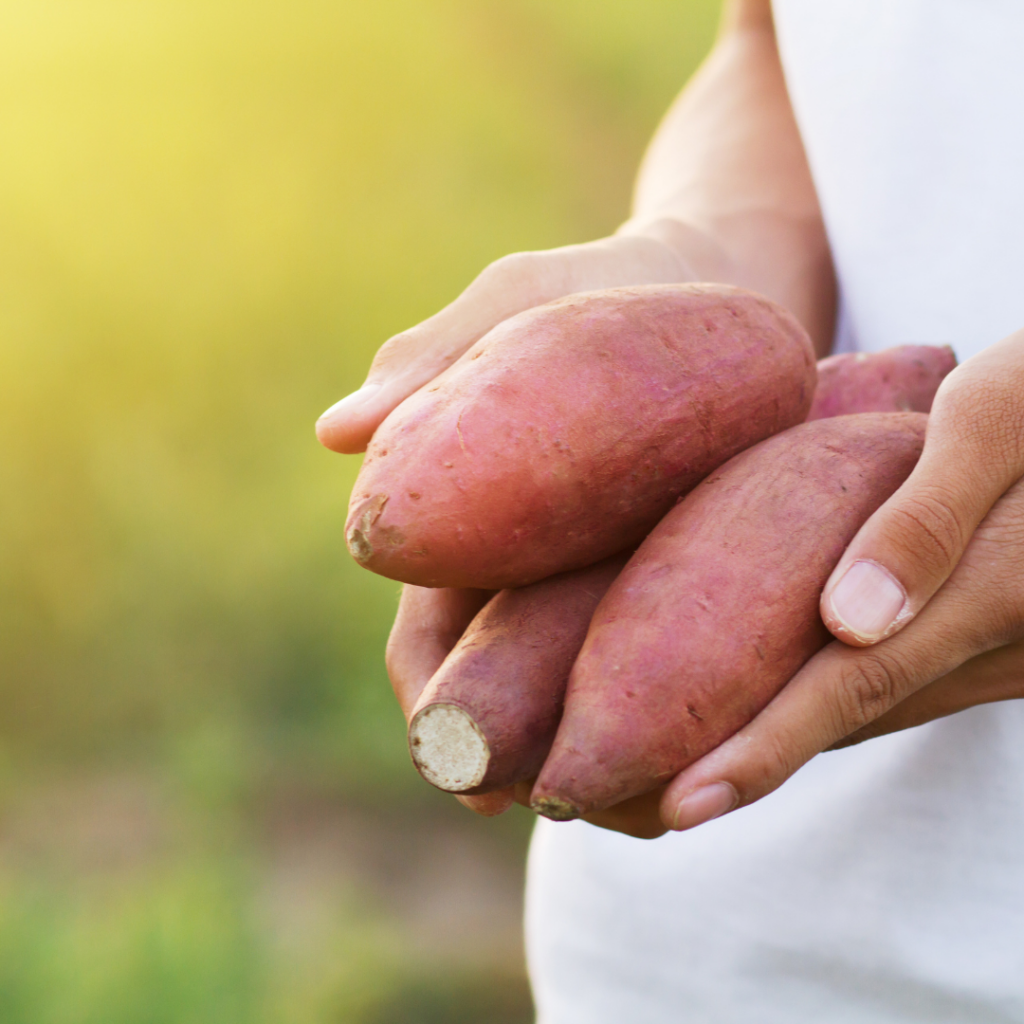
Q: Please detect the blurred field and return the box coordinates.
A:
[0,1,719,1019]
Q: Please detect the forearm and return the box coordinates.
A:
[621,0,835,353]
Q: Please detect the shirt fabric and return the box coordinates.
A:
[526,3,1024,1021]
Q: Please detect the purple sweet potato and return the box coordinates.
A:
[408,553,629,795]
[807,345,955,420]
[347,284,816,590]
[531,413,927,820]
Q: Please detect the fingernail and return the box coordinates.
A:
[316,383,381,426]
[669,782,738,831]
[828,560,907,641]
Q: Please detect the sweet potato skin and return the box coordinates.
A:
[347,284,816,589]
[807,345,955,420]
[408,554,628,794]
[531,413,928,819]
[408,347,949,805]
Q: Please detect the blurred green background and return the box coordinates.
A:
[0,1,719,1019]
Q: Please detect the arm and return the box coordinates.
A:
[626,0,834,349]
[316,0,835,455]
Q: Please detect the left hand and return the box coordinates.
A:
[657,328,1024,830]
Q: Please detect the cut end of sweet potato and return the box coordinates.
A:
[408,704,490,792]
[530,795,582,822]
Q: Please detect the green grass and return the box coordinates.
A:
[0,0,720,1016]
[0,855,407,1024]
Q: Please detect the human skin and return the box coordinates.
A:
[320,0,1024,836]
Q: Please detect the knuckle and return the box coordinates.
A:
[757,729,804,791]
[373,329,414,363]
[832,653,903,733]
[971,573,1024,643]
[988,503,1024,626]
[479,249,576,308]
[986,591,1024,644]
[888,487,969,576]
[480,251,544,291]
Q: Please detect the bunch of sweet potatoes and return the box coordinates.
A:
[344,283,955,823]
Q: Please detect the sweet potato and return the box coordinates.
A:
[408,553,629,794]
[807,345,955,420]
[530,413,927,820]
[406,346,948,806]
[347,284,816,590]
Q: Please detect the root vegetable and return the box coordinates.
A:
[347,284,816,589]
[531,413,927,820]
[807,345,955,420]
[407,345,949,802]
[408,553,629,794]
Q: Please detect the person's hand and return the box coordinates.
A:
[315,227,706,454]
[655,330,1024,829]
[320,0,834,838]
[829,638,1024,748]
[818,329,1024,646]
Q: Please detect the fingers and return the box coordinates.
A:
[660,474,1024,831]
[581,786,669,840]
[658,635,962,833]
[315,233,688,453]
[821,329,1024,646]
[385,585,494,720]
[833,638,1024,748]
[456,790,516,817]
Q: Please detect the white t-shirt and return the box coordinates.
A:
[526,4,1024,1021]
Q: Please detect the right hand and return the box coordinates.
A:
[314,229,696,454]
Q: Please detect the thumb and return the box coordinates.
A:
[821,334,1024,646]
[314,233,688,454]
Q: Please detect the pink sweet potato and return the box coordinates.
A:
[807,345,955,420]
[407,553,629,795]
[347,284,816,590]
[406,346,949,806]
[530,413,927,820]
